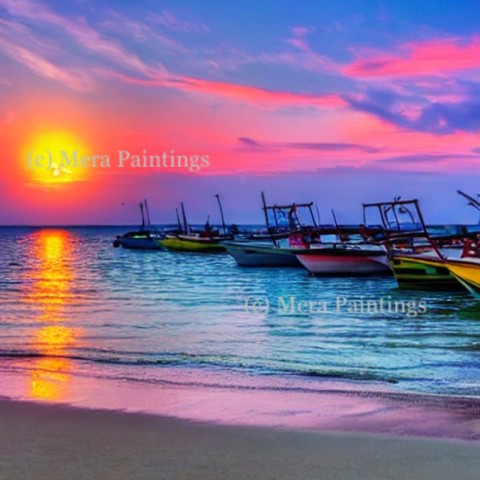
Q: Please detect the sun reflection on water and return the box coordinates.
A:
[27,230,79,401]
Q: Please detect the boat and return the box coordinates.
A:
[161,233,228,253]
[113,200,163,250]
[223,193,319,267]
[223,239,303,267]
[445,257,480,297]
[389,253,461,290]
[160,196,232,253]
[295,236,391,276]
[363,197,477,290]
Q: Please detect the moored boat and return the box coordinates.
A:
[445,258,480,297]
[114,230,163,250]
[160,197,232,253]
[161,233,228,253]
[224,194,318,267]
[363,198,477,289]
[113,200,163,250]
[389,254,463,290]
[296,243,391,276]
[222,240,302,267]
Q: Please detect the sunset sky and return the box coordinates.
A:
[0,0,479,225]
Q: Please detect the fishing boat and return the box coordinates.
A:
[445,257,480,297]
[160,196,232,253]
[161,233,228,253]
[223,193,318,267]
[389,253,461,290]
[223,239,302,267]
[294,232,391,276]
[363,197,477,290]
[113,200,163,250]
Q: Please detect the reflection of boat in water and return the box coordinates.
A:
[160,196,232,253]
[113,200,163,250]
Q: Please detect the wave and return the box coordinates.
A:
[0,348,398,384]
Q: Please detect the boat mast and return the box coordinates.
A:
[214,194,227,233]
[144,199,151,229]
[331,209,344,243]
[175,208,182,233]
[180,202,189,234]
[261,191,270,230]
[139,202,145,230]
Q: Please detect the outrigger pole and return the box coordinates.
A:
[458,190,480,212]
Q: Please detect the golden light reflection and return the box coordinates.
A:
[26,230,80,401]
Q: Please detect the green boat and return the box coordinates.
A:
[160,233,227,253]
[161,197,231,253]
[390,254,463,290]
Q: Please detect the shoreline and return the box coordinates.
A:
[2,363,480,441]
[1,398,479,480]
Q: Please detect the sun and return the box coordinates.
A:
[21,131,91,184]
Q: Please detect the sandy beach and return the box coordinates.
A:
[1,399,479,480]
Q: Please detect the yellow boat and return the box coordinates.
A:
[390,254,464,290]
[160,234,226,253]
[445,259,480,298]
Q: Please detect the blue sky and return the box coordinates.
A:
[0,0,479,224]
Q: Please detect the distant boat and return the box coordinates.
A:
[113,200,163,250]
[160,196,232,253]
[161,232,228,253]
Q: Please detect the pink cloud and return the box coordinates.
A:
[0,36,94,91]
[345,37,480,77]
[102,70,347,108]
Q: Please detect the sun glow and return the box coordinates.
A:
[22,131,91,184]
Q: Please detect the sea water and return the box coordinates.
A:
[0,227,479,412]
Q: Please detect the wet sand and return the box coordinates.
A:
[1,399,479,480]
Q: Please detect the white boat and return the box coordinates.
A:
[223,240,303,267]
[295,243,391,276]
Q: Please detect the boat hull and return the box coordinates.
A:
[160,235,225,253]
[390,255,464,290]
[296,248,391,276]
[223,242,302,267]
[118,238,163,250]
[445,260,480,297]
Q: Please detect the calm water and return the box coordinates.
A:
[0,227,480,406]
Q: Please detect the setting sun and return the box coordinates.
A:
[21,131,91,184]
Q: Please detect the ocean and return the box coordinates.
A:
[1,226,480,419]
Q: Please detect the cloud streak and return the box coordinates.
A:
[345,37,480,78]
